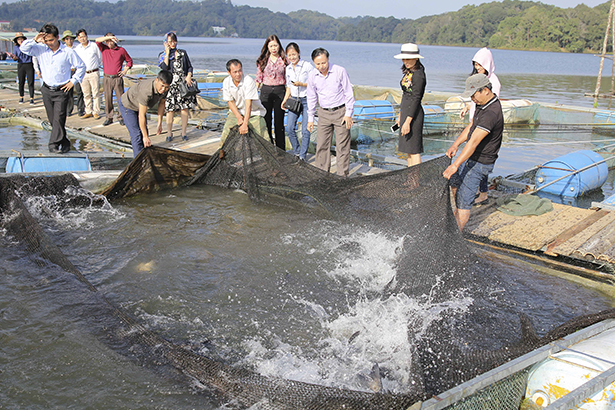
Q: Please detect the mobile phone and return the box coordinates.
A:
[391,123,400,132]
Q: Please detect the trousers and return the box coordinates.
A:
[103,74,124,120]
[315,106,351,177]
[41,84,71,151]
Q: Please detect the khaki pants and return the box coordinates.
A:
[81,71,101,115]
[221,114,268,146]
[103,74,124,120]
[315,107,351,177]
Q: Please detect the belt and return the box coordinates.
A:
[43,83,64,92]
[104,73,120,78]
[86,68,99,74]
[321,104,345,112]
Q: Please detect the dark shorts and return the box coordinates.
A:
[449,160,494,210]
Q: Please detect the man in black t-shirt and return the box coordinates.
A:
[443,74,503,231]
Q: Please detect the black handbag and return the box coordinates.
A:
[284,97,302,115]
[178,80,200,98]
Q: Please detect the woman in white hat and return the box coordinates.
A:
[394,43,426,167]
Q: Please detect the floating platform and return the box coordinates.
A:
[466,197,615,279]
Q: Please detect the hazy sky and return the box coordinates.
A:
[0,0,607,18]
[232,0,608,19]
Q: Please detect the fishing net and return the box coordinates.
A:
[102,146,210,200]
[0,173,420,409]
[3,127,615,409]
[188,128,469,299]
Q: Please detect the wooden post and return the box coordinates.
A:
[595,0,615,106]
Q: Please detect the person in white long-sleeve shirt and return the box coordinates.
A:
[74,29,102,119]
[20,23,85,153]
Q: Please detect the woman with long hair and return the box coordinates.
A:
[159,32,196,142]
[281,42,313,160]
[394,43,426,167]
[256,35,288,150]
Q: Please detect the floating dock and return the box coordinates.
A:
[466,198,615,280]
[0,87,386,177]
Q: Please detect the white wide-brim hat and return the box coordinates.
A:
[394,43,424,59]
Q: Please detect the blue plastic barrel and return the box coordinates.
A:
[535,150,608,197]
[353,100,395,121]
[602,193,615,206]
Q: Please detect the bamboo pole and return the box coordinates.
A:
[612,6,615,94]
[594,0,615,106]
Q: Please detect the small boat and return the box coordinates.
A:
[444,95,539,124]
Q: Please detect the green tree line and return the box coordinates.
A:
[0,0,611,53]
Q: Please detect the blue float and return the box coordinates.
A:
[353,100,395,121]
[535,150,608,197]
[198,82,223,98]
[6,156,92,173]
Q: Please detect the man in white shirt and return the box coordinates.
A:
[20,23,85,153]
[221,59,268,145]
[74,29,102,119]
[61,30,84,117]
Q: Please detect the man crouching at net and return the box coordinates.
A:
[220,59,268,147]
[118,70,171,157]
[442,73,503,231]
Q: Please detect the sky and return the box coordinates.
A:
[231,0,609,19]
[0,0,607,18]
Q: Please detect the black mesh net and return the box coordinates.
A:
[2,127,615,409]
[102,146,211,200]
[189,128,471,300]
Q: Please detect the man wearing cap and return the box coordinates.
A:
[95,32,133,126]
[443,73,503,231]
[20,23,85,153]
[74,29,102,119]
[306,47,354,177]
[118,70,171,157]
[61,30,85,117]
[10,32,35,105]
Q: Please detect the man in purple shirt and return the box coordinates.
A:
[306,48,354,177]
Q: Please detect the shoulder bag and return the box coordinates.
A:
[284,97,302,115]
[179,80,200,98]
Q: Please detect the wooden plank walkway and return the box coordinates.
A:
[466,197,615,272]
[0,86,385,176]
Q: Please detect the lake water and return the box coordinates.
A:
[120,36,615,109]
[3,38,615,409]
[120,36,615,198]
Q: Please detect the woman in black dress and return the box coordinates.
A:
[394,43,426,167]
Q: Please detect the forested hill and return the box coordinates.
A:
[0,0,611,53]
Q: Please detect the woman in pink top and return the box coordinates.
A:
[256,35,288,150]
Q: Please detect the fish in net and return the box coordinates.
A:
[2,127,615,409]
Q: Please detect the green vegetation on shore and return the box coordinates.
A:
[0,0,610,53]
